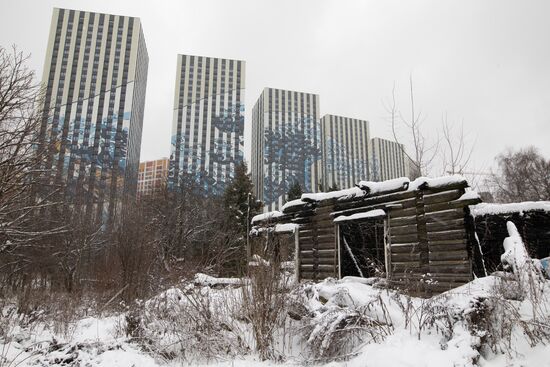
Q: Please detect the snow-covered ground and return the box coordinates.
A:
[2,222,549,366]
[2,273,549,366]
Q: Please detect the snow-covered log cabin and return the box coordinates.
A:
[250,175,485,296]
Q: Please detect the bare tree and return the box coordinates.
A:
[488,146,550,203]
[384,76,439,177]
[0,45,63,290]
[440,114,475,175]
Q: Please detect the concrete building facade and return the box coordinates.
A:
[137,158,169,199]
[40,7,148,220]
[320,114,370,190]
[370,137,408,181]
[169,54,245,196]
[251,87,321,211]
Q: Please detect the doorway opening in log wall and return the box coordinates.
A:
[338,218,386,278]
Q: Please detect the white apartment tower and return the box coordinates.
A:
[251,88,321,211]
[40,8,148,220]
[370,137,408,181]
[170,54,245,195]
[320,114,370,190]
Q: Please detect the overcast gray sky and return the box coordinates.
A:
[1,0,549,175]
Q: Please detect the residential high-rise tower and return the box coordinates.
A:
[40,8,148,220]
[169,54,245,195]
[370,137,408,181]
[251,88,320,211]
[320,114,370,190]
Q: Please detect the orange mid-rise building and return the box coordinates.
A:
[137,158,169,199]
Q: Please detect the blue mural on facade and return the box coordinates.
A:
[262,115,321,207]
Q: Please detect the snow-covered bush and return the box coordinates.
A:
[135,282,250,363]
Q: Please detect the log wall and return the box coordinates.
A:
[251,180,482,296]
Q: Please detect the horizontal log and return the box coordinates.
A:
[299,248,335,256]
[428,263,471,274]
[426,218,464,232]
[425,208,465,223]
[428,238,467,247]
[391,224,418,236]
[429,250,469,261]
[420,181,469,194]
[391,252,421,262]
[333,190,418,211]
[298,228,335,238]
[331,197,417,218]
[315,205,336,215]
[300,257,335,265]
[425,200,477,213]
[423,189,463,205]
[388,207,417,218]
[428,242,468,253]
[427,229,466,241]
[300,264,336,271]
[299,242,336,251]
[389,215,417,227]
[391,243,420,253]
[391,233,420,243]
[391,261,422,270]
[299,233,334,242]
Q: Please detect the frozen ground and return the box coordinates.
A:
[1,223,549,366]
[2,273,549,367]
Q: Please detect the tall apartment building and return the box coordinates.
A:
[251,88,320,211]
[370,137,408,181]
[320,114,370,190]
[137,158,169,199]
[169,54,245,196]
[40,8,148,220]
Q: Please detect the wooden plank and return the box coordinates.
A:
[429,250,468,261]
[300,249,335,256]
[299,264,336,271]
[427,229,466,241]
[333,190,418,211]
[299,242,336,251]
[391,233,419,244]
[300,257,335,265]
[428,263,471,273]
[299,227,334,236]
[391,224,418,235]
[388,207,417,218]
[389,215,417,227]
[299,233,335,242]
[391,252,421,262]
[428,238,467,247]
[423,189,463,205]
[428,241,468,252]
[426,218,464,232]
[391,243,420,253]
[331,197,417,218]
[425,208,464,223]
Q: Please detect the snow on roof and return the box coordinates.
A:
[408,175,468,191]
[275,223,299,233]
[251,210,283,224]
[301,186,365,202]
[334,209,386,223]
[456,190,481,201]
[470,201,550,217]
[281,199,306,212]
[358,177,410,195]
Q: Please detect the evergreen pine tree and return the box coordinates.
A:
[287,181,303,201]
[223,161,263,234]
